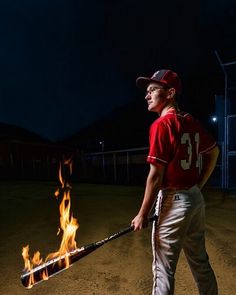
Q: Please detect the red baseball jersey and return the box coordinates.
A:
[147,110,217,188]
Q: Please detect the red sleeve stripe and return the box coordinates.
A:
[147,155,167,164]
[200,142,217,154]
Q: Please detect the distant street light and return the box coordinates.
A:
[211,116,217,123]
[99,140,105,152]
[99,140,105,179]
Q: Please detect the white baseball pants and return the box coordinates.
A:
[152,186,218,295]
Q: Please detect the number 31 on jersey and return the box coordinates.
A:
[180,133,200,170]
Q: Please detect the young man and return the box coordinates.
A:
[131,69,219,295]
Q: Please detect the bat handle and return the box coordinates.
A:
[131,214,157,230]
[131,214,157,227]
[130,214,157,229]
[104,215,157,244]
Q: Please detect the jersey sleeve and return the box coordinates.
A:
[198,123,217,153]
[147,121,173,166]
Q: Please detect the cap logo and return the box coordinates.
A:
[153,71,160,76]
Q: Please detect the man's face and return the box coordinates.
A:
[145,82,170,113]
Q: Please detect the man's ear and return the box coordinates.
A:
[167,88,176,99]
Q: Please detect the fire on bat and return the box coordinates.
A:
[21,158,156,289]
[21,158,79,288]
[21,216,156,289]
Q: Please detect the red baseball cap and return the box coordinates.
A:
[136,69,182,94]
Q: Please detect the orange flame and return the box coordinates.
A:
[22,245,44,288]
[22,158,79,287]
[22,245,31,271]
[46,189,79,268]
[58,162,65,188]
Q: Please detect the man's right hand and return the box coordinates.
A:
[131,214,149,231]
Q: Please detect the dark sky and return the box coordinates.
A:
[0,0,235,141]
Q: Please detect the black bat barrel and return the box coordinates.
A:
[21,215,157,288]
[21,244,101,288]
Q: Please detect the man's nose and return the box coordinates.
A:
[145,93,150,100]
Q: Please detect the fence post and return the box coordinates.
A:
[126,151,130,184]
[113,153,117,183]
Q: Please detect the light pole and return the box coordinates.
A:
[99,141,105,180]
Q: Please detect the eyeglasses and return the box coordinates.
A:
[145,86,169,96]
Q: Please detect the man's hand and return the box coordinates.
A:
[131,214,149,231]
[131,163,163,232]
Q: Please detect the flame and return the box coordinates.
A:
[54,188,60,199]
[58,162,65,188]
[22,158,79,287]
[45,189,79,268]
[32,251,43,266]
[42,269,49,281]
[22,245,44,288]
[22,245,31,270]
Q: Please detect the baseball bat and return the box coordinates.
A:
[21,215,157,289]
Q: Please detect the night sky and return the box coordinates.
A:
[0,0,235,142]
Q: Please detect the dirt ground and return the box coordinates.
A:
[0,181,235,295]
